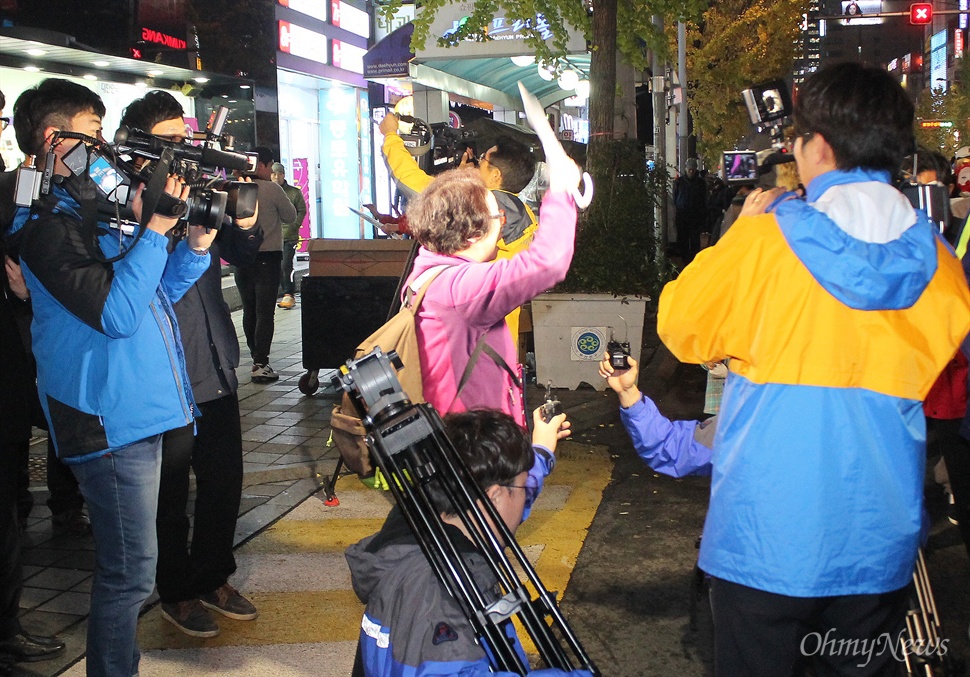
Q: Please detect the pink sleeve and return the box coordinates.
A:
[443,191,577,328]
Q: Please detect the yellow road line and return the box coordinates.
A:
[139,590,364,650]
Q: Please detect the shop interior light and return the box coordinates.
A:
[147,69,164,76]
[83,74,98,81]
[24,66,41,72]
[574,80,590,98]
[92,60,110,67]
[239,84,252,89]
[25,48,46,56]
[511,55,535,67]
[558,69,579,90]
[193,77,210,83]
[135,81,148,88]
[537,63,556,81]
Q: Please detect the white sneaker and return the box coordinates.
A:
[251,364,279,383]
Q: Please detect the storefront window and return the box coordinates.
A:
[278,72,373,241]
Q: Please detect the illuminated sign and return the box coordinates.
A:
[332,39,366,73]
[331,0,370,38]
[910,2,933,24]
[141,27,186,50]
[278,0,327,22]
[279,21,329,64]
[962,0,968,30]
[920,120,954,128]
[931,30,948,91]
[958,30,965,58]
[443,15,555,42]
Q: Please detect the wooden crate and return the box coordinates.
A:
[307,238,414,277]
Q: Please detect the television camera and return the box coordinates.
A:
[390,111,476,175]
[722,80,795,186]
[332,348,599,675]
[14,105,258,262]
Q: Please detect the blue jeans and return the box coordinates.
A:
[71,436,162,677]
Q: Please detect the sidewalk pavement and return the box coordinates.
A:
[13,291,619,677]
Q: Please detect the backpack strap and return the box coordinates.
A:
[403,264,450,311]
[454,335,522,403]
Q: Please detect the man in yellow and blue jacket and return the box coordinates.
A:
[658,63,970,675]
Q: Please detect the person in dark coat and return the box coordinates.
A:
[673,158,708,263]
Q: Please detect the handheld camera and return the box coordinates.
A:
[722,150,759,185]
[741,80,792,128]
[539,381,562,423]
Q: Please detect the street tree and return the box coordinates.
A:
[379,0,705,171]
[681,0,807,167]
[915,56,970,157]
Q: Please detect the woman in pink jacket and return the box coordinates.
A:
[404,161,579,427]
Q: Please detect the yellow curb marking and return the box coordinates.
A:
[144,445,613,654]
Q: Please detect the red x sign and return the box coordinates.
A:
[910,3,933,24]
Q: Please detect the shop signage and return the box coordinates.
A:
[321,86,360,237]
[279,21,329,64]
[278,0,327,22]
[141,27,186,50]
[363,22,415,80]
[331,0,370,38]
[333,40,367,74]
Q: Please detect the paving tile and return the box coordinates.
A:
[15,608,83,636]
[267,434,312,446]
[19,586,60,609]
[244,451,284,464]
[37,591,91,615]
[242,425,291,442]
[23,567,90,591]
[21,547,71,567]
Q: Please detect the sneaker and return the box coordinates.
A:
[199,583,258,621]
[51,508,92,536]
[278,294,296,309]
[946,491,958,526]
[160,600,220,638]
[251,364,279,384]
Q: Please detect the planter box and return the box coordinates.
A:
[307,238,414,277]
[532,293,648,391]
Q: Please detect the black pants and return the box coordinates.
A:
[676,213,702,263]
[235,251,282,366]
[280,239,297,296]
[929,418,970,560]
[0,441,24,640]
[155,393,243,603]
[710,577,908,677]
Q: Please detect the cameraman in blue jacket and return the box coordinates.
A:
[7,79,214,677]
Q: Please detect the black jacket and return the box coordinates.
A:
[169,223,263,403]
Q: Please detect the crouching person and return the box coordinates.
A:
[345,408,587,676]
[8,79,213,676]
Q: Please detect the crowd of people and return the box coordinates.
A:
[2,60,970,677]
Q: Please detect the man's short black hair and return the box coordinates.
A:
[426,410,535,516]
[253,146,275,167]
[488,137,537,193]
[13,78,106,157]
[793,62,914,174]
[119,90,184,133]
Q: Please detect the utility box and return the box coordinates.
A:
[531,294,648,391]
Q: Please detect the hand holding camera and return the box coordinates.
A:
[531,406,570,453]
[599,354,641,409]
[132,175,190,236]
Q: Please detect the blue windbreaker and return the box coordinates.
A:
[9,184,207,462]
